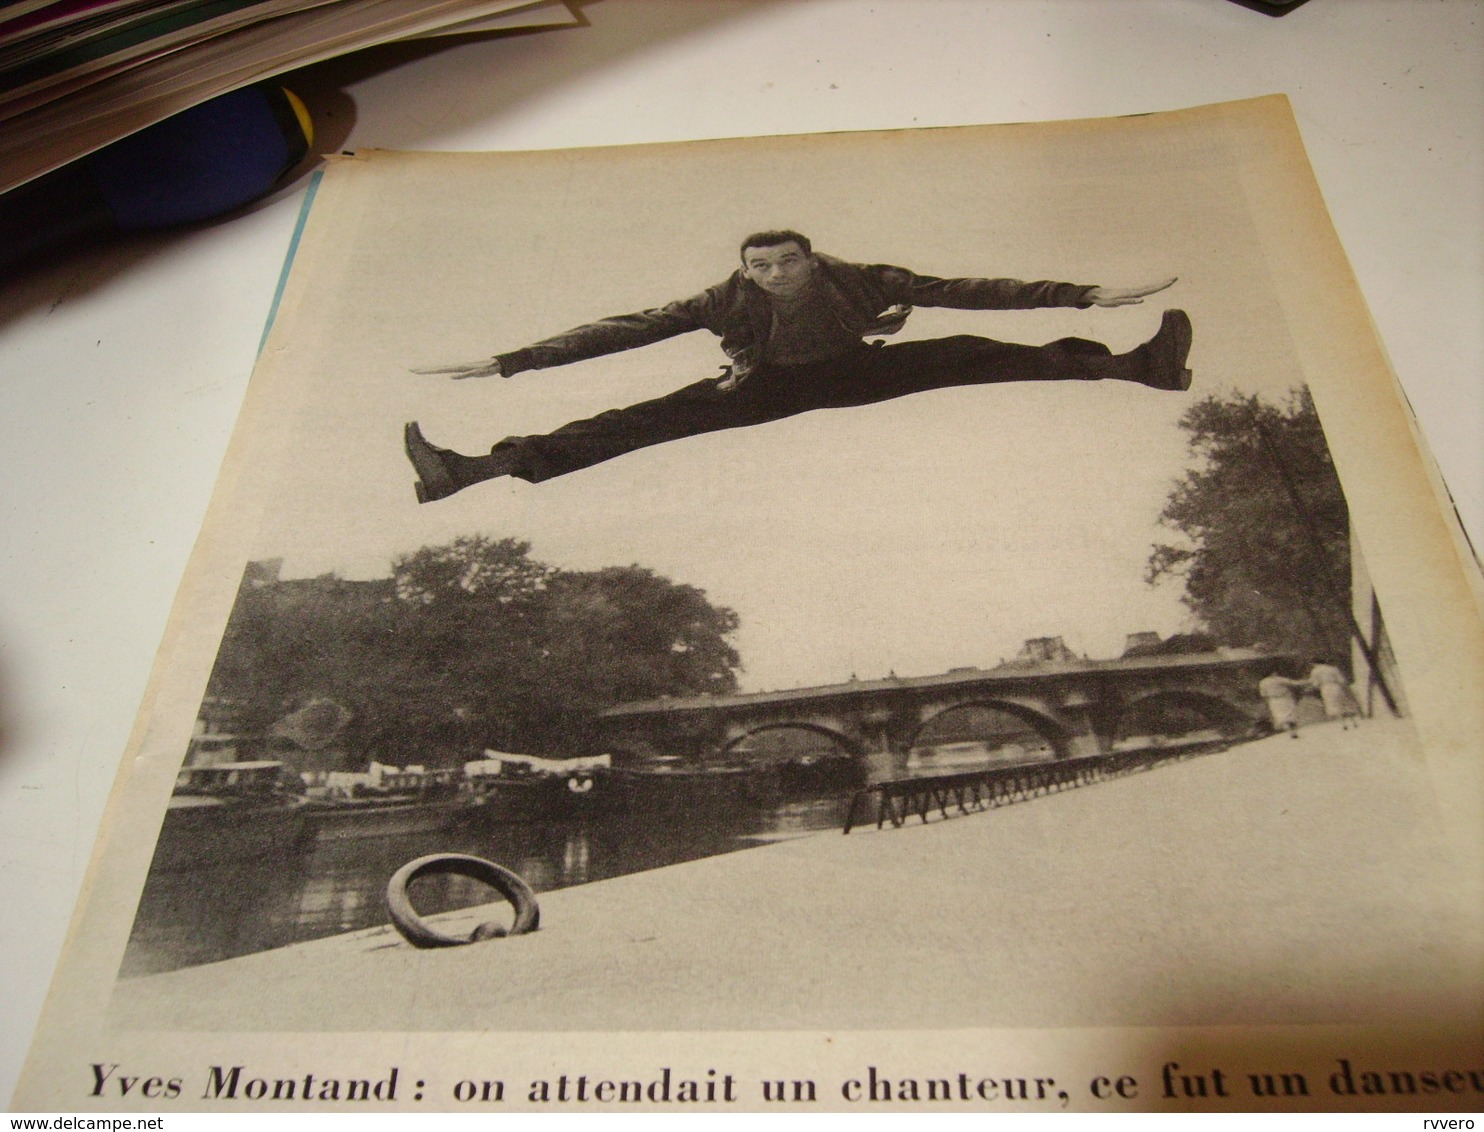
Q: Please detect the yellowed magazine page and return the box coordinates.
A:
[14,96,1484,1113]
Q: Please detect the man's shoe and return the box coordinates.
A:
[1136,308,1193,391]
[404,421,459,504]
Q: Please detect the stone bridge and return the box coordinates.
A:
[598,649,1291,776]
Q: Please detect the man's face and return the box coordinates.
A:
[741,241,814,299]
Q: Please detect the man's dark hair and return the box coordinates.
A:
[740,229,812,261]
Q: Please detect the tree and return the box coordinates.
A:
[206,572,400,744]
[1146,387,1353,661]
[206,538,744,766]
[391,535,551,604]
[529,565,741,750]
[384,536,553,756]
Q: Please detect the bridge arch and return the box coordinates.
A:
[721,722,866,760]
[1112,687,1255,747]
[909,699,1072,762]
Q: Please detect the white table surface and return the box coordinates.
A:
[3,0,1481,1106]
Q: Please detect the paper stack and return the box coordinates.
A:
[0,0,581,194]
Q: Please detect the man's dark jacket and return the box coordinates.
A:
[495,254,1097,387]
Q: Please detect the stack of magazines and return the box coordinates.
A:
[0,0,581,194]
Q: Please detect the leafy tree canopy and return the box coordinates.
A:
[207,539,741,766]
[1147,386,1352,661]
[392,535,551,605]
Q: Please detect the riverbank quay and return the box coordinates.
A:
[111,718,1480,1034]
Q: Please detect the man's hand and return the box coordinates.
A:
[409,357,505,380]
[1087,277,1177,307]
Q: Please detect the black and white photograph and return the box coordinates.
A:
[10,90,1483,1112]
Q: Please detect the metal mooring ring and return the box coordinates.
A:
[385,853,540,948]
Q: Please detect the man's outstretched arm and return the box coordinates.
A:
[1085,277,1178,307]
[409,293,716,382]
[859,260,1177,312]
[410,357,506,380]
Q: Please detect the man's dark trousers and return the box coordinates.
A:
[494,333,1126,483]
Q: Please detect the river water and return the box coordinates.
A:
[120,783,854,979]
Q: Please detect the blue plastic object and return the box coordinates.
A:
[90,86,308,229]
[0,84,312,276]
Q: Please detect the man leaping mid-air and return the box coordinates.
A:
[404,229,1193,502]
